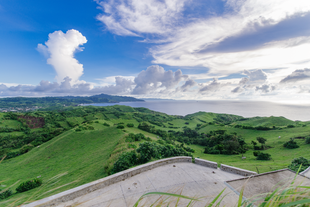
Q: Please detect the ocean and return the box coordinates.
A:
[86,100,310,121]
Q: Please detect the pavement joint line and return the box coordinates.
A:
[120,184,128,207]
[224,181,250,206]
[177,164,208,193]
[146,174,158,191]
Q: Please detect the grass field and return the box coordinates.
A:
[0,126,124,206]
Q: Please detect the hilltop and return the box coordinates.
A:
[0,105,309,206]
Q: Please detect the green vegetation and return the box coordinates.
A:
[0,105,309,206]
[112,141,191,174]
[284,138,299,149]
[16,178,42,193]
[0,93,143,110]
[288,157,310,172]
[0,189,12,201]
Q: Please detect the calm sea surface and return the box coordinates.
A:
[87,100,310,121]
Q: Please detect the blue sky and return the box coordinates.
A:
[1,0,310,103]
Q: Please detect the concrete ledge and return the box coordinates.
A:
[220,164,257,176]
[195,158,217,169]
[23,156,192,207]
[300,166,310,175]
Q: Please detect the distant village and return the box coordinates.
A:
[0,106,42,112]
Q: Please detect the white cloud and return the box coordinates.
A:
[96,0,189,36]
[37,29,87,83]
[97,75,135,86]
[132,65,189,94]
[280,68,310,84]
[97,0,310,76]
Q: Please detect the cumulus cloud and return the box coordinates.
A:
[179,79,196,92]
[243,69,268,84]
[199,78,223,93]
[231,86,244,93]
[280,68,310,83]
[132,65,188,94]
[0,65,191,97]
[37,29,87,83]
[255,84,276,93]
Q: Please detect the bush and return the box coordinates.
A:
[19,144,34,154]
[94,121,99,123]
[253,151,260,157]
[103,122,110,127]
[127,123,134,127]
[305,137,310,144]
[256,152,271,160]
[16,178,42,193]
[111,151,138,174]
[283,138,299,149]
[288,157,310,172]
[116,125,125,129]
[0,189,12,200]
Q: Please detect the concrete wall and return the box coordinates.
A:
[300,166,310,176]
[23,156,192,207]
[220,164,257,176]
[195,158,217,169]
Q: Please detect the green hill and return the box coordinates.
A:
[233,116,297,127]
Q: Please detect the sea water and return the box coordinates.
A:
[86,100,310,121]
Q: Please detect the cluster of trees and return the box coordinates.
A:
[288,157,310,172]
[251,137,267,150]
[111,142,191,174]
[202,130,247,155]
[283,138,299,149]
[253,151,271,160]
[138,122,247,155]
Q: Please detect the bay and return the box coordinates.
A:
[86,100,310,121]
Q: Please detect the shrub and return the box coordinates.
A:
[256,152,271,160]
[94,121,99,123]
[127,123,134,127]
[288,157,310,172]
[127,144,137,149]
[283,138,299,149]
[0,189,13,200]
[103,122,110,127]
[19,144,34,154]
[305,137,310,144]
[253,151,260,157]
[116,125,124,129]
[111,151,138,174]
[16,178,42,193]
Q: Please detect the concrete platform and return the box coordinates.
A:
[25,157,309,207]
[24,160,245,207]
[58,162,244,207]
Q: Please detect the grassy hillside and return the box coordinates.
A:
[0,126,124,206]
[0,106,309,206]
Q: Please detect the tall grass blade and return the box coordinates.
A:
[207,188,225,207]
[133,192,198,207]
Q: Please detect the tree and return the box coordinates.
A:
[257,137,267,149]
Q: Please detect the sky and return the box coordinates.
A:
[1,0,310,103]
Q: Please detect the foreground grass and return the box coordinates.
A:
[0,127,124,206]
